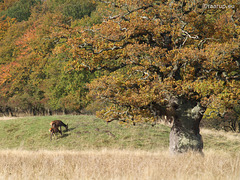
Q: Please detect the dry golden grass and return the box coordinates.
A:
[0,149,239,180]
[202,128,240,141]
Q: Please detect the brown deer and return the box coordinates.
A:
[49,127,62,140]
[50,120,68,132]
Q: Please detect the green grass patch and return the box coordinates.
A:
[0,115,240,153]
[0,115,170,151]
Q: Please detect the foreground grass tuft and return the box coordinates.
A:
[0,149,240,180]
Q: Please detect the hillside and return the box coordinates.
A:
[0,115,240,153]
[0,115,169,151]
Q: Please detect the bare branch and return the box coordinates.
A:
[198,38,220,49]
[182,30,199,39]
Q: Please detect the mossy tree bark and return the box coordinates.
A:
[168,98,206,154]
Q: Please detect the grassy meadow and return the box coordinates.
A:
[0,115,240,179]
[0,115,170,151]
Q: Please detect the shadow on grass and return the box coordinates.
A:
[67,127,76,132]
[60,134,69,138]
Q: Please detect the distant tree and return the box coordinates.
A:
[68,0,240,153]
[0,8,95,115]
[0,12,63,115]
[203,102,240,132]
[43,56,93,113]
[45,0,96,20]
[0,0,99,116]
[1,0,41,22]
[62,0,96,20]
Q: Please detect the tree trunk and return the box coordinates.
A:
[169,98,206,154]
[47,108,52,116]
[63,108,66,115]
[6,107,13,117]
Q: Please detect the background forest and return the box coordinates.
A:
[0,0,239,132]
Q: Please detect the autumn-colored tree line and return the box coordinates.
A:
[0,0,99,115]
[0,0,239,132]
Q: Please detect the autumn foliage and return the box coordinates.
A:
[0,0,239,126]
[66,0,240,126]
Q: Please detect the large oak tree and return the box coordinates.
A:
[68,0,240,153]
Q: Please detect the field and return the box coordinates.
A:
[0,115,240,179]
